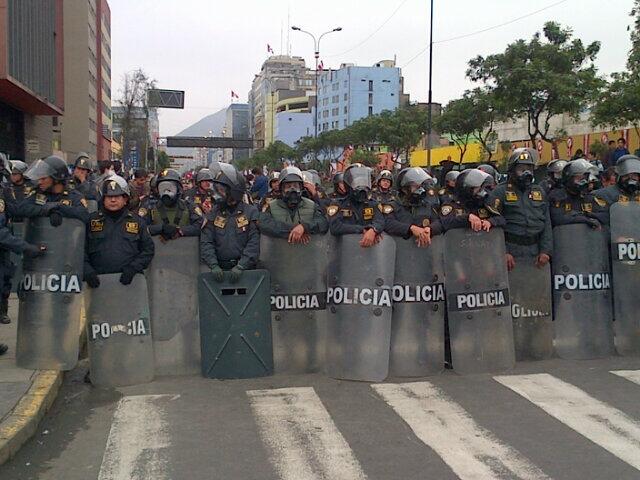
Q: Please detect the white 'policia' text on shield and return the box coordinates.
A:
[495,373,640,472]
[372,382,550,480]
[247,387,367,480]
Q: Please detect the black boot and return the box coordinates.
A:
[0,343,7,356]
[0,296,9,324]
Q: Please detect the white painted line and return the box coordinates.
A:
[247,387,367,480]
[495,373,640,471]
[611,370,640,386]
[98,394,176,480]
[372,382,550,480]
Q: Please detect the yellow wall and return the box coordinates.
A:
[410,143,484,167]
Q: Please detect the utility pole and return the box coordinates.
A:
[426,0,434,168]
[291,26,342,138]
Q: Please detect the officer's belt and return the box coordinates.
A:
[504,232,541,246]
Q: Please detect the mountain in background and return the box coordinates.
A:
[166,108,228,157]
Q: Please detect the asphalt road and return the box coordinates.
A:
[3,356,640,480]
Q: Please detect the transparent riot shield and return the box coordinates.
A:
[199,269,272,379]
[552,224,614,359]
[444,227,515,374]
[10,221,25,292]
[390,236,445,376]
[86,273,154,387]
[610,202,640,356]
[147,236,200,375]
[509,260,553,360]
[16,218,85,370]
[260,235,327,374]
[326,234,396,382]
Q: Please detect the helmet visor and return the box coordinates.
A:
[24,159,54,181]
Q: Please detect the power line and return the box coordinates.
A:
[324,0,411,57]
[401,0,569,68]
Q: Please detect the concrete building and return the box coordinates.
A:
[316,60,402,133]
[61,0,111,162]
[248,55,315,148]
[274,94,314,147]
[0,0,64,163]
[222,103,250,163]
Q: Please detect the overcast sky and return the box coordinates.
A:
[109,0,636,137]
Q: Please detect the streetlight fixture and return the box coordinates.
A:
[426,0,434,168]
[291,25,342,138]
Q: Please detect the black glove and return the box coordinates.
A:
[41,202,60,215]
[585,217,601,230]
[119,266,137,285]
[85,271,100,289]
[161,223,179,238]
[23,243,46,258]
[228,265,244,284]
[210,265,224,283]
[49,211,63,227]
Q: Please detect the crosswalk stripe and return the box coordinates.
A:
[98,394,176,480]
[495,373,640,471]
[247,387,367,480]
[610,369,640,386]
[372,382,550,480]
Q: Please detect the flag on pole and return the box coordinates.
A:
[267,44,274,54]
[231,90,239,99]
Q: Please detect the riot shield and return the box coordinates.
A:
[199,269,272,379]
[508,260,553,360]
[260,235,327,374]
[444,228,515,374]
[16,218,85,370]
[326,234,396,382]
[10,222,25,292]
[86,273,154,387]
[147,236,200,375]
[389,236,445,377]
[552,224,614,359]
[610,203,640,356]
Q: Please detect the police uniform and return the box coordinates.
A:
[258,190,280,211]
[183,186,211,211]
[438,186,455,205]
[384,200,443,238]
[327,196,385,235]
[593,184,640,226]
[141,199,202,238]
[548,188,607,228]
[3,182,33,221]
[200,203,260,270]
[69,176,100,203]
[439,198,506,231]
[84,210,154,275]
[259,197,328,238]
[17,188,90,224]
[488,182,552,257]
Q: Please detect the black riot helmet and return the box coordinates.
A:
[444,170,460,188]
[332,171,344,189]
[208,160,222,178]
[196,168,214,184]
[212,162,246,204]
[343,163,372,203]
[562,159,594,195]
[279,166,304,207]
[279,166,304,187]
[156,169,182,206]
[397,167,431,206]
[74,152,95,171]
[302,169,322,188]
[508,148,537,189]
[102,175,131,197]
[546,159,568,187]
[455,168,491,205]
[615,154,640,194]
[156,168,182,189]
[9,160,27,176]
[268,170,280,190]
[376,169,393,191]
[478,164,498,182]
[25,155,70,183]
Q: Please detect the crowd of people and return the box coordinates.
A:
[0,145,638,362]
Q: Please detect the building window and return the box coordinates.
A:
[369,93,373,104]
[368,106,373,116]
[344,93,348,101]
[344,106,348,114]
[332,83,339,91]
[369,80,373,91]
[332,95,339,104]
[344,80,348,87]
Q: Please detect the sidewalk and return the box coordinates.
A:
[0,296,63,465]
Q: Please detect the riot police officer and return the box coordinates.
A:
[259,166,328,242]
[548,158,607,228]
[84,176,154,289]
[384,167,442,247]
[302,169,330,209]
[69,152,100,205]
[330,172,347,200]
[440,169,505,231]
[438,170,459,205]
[478,164,499,191]
[488,148,552,270]
[259,171,281,209]
[138,169,201,241]
[201,163,260,283]
[184,168,214,216]
[19,155,89,224]
[372,169,395,204]
[594,154,640,209]
[539,159,568,195]
[4,160,31,219]
[327,163,384,247]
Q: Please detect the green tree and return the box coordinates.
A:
[378,107,429,165]
[435,96,477,162]
[350,149,379,167]
[467,22,602,146]
[157,150,170,170]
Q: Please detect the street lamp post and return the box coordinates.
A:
[426,0,434,168]
[291,26,342,138]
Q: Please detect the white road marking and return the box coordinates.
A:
[372,382,550,480]
[98,394,176,480]
[247,387,367,480]
[611,369,640,386]
[495,373,640,471]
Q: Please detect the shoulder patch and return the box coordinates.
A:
[0,199,5,213]
[383,204,394,214]
[137,207,148,217]
[530,190,543,201]
[441,205,453,216]
[363,207,374,220]
[594,196,607,207]
[505,191,518,202]
[619,195,629,203]
[35,193,47,205]
[125,221,139,234]
[327,205,339,217]
[194,206,203,217]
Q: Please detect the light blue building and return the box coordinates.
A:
[275,111,314,147]
[316,60,403,133]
